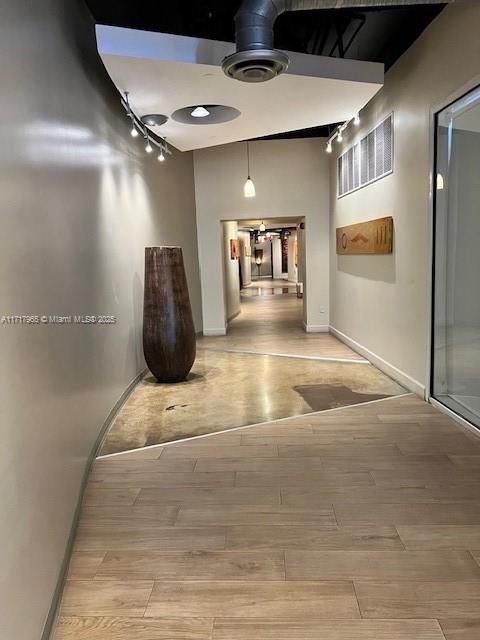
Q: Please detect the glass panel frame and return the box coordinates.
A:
[431,84,480,430]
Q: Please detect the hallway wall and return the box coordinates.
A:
[0,1,201,639]
[237,230,252,287]
[194,139,330,334]
[222,221,241,321]
[329,2,480,395]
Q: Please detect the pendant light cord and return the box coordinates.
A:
[247,141,250,178]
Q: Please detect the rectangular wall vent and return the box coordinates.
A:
[337,114,393,198]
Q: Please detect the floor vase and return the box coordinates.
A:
[143,246,196,382]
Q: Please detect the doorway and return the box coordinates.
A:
[431,84,480,430]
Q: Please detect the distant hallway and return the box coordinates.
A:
[198,280,361,362]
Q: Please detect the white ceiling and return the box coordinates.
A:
[97,26,384,152]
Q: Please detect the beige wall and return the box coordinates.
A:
[194,139,330,334]
[222,221,241,321]
[0,2,201,639]
[330,3,480,395]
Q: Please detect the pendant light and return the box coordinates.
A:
[259,221,266,232]
[243,141,256,198]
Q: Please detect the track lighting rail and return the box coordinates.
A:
[121,92,172,161]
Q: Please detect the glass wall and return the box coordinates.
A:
[432,86,480,428]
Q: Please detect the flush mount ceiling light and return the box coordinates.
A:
[191,106,210,118]
[172,105,241,125]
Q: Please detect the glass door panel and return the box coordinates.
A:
[432,86,480,428]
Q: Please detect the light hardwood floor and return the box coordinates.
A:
[197,290,363,361]
[54,395,480,640]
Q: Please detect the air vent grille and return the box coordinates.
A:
[337,114,393,198]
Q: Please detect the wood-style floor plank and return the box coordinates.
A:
[397,525,480,550]
[79,505,179,526]
[355,581,480,618]
[161,445,278,460]
[74,525,226,551]
[89,471,235,488]
[448,456,480,468]
[135,486,281,506]
[95,550,285,580]
[59,581,154,616]
[335,503,480,525]
[83,488,140,507]
[282,486,480,505]
[285,550,480,581]
[212,618,446,639]
[439,619,480,640]
[93,458,196,473]
[176,505,336,527]
[225,525,404,550]
[54,616,213,640]
[145,581,360,618]
[235,470,373,488]
[67,552,106,580]
[277,443,402,458]
[194,457,326,473]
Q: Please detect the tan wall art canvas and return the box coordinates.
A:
[336,216,393,255]
[230,238,240,259]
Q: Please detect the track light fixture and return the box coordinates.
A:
[325,113,361,153]
[122,91,171,163]
[145,134,153,153]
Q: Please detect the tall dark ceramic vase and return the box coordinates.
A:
[143,247,196,383]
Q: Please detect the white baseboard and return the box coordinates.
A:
[303,323,329,333]
[329,325,425,397]
[203,327,227,336]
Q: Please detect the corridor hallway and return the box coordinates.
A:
[198,279,362,361]
[100,285,404,455]
[54,394,480,640]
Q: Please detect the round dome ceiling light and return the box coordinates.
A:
[191,106,210,118]
[140,114,169,127]
[172,105,241,125]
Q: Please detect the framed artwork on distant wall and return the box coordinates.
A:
[244,245,252,257]
[230,239,240,259]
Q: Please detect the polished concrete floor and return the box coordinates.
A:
[100,349,405,455]
[55,395,480,640]
[100,288,394,455]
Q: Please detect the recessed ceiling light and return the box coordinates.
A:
[191,106,210,118]
[172,105,241,125]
